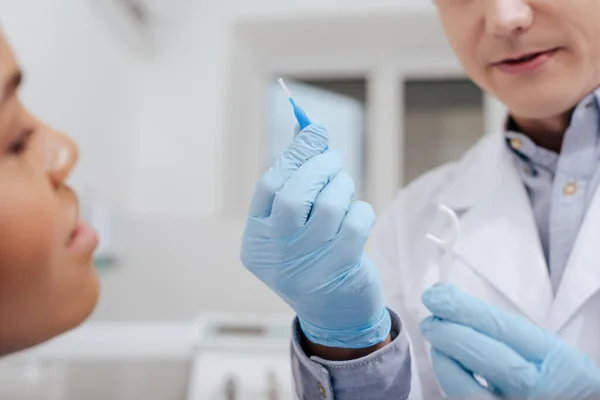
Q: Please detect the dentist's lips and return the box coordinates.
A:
[493,48,560,75]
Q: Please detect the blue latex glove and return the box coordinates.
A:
[420,284,600,400]
[240,124,390,349]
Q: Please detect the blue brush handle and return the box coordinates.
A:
[289,98,328,150]
[289,98,312,129]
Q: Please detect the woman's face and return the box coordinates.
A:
[0,33,99,355]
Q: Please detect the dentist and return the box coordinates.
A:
[241,0,600,398]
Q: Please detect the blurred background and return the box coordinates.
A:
[0,0,507,398]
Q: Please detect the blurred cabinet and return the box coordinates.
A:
[0,356,67,400]
[0,315,294,400]
[187,314,293,400]
[187,352,291,400]
[0,358,189,400]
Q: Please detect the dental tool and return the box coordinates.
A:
[278,78,313,130]
[426,204,460,284]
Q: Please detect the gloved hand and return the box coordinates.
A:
[240,124,390,349]
[420,284,600,400]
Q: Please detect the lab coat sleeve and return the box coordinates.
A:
[290,309,412,400]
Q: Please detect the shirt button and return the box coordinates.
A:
[563,182,578,196]
[318,383,326,398]
[509,137,522,150]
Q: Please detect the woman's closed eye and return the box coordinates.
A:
[7,127,34,155]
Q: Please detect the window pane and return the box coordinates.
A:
[404,79,484,184]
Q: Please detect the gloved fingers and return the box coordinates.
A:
[269,151,343,237]
[292,123,302,137]
[430,348,496,400]
[421,316,540,398]
[333,200,376,263]
[303,171,355,245]
[422,284,554,362]
[249,125,329,218]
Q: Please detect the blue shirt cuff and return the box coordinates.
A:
[290,309,412,400]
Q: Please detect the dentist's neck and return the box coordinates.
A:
[511,110,573,153]
[509,85,600,153]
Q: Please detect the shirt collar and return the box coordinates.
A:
[504,87,600,176]
[504,87,600,138]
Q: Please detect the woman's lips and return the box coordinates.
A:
[68,218,99,255]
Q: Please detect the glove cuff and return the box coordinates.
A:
[299,308,392,349]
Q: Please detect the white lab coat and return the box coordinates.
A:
[368,131,600,400]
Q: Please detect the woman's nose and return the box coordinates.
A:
[43,126,79,186]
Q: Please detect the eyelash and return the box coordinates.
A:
[8,128,34,155]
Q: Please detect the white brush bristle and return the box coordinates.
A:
[278,78,292,98]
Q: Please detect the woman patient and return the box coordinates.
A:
[0,32,99,356]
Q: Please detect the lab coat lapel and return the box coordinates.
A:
[436,133,553,325]
[548,186,600,332]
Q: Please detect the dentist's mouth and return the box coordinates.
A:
[494,48,560,75]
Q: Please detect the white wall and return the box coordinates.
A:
[1,0,141,209]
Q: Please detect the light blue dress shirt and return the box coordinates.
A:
[506,89,600,293]
[290,88,600,399]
